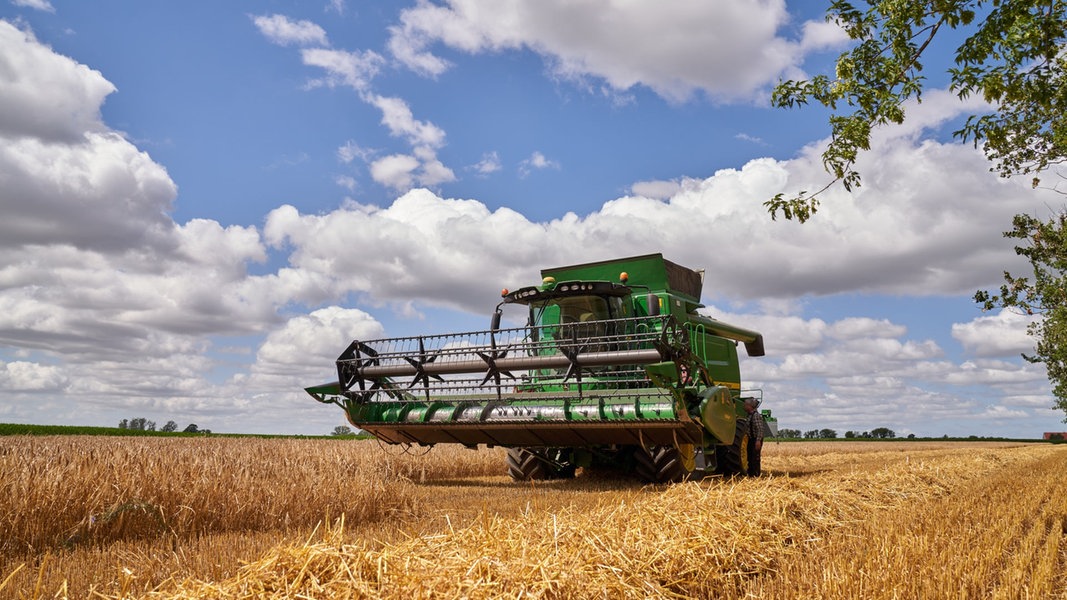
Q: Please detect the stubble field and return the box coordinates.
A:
[1,436,1065,599]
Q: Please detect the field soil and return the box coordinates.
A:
[2,437,1065,598]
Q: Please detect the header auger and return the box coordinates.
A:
[306,254,769,483]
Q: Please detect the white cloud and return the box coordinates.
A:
[948,359,1044,386]
[828,318,907,340]
[254,306,384,376]
[0,360,68,391]
[11,0,53,12]
[335,174,357,191]
[262,108,1049,309]
[337,140,373,164]
[261,18,456,197]
[518,151,559,177]
[301,47,384,91]
[412,145,456,186]
[252,14,329,47]
[470,151,501,176]
[357,97,455,191]
[0,22,114,141]
[721,307,1050,435]
[797,17,850,53]
[0,19,289,409]
[952,309,1037,357]
[630,180,681,200]
[366,94,446,148]
[387,0,849,102]
[369,153,420,191]
[0,132,177,252]
[387,22,452,78]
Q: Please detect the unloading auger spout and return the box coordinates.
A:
[305,253,772,483]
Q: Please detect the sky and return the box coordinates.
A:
[0,0,1062,438]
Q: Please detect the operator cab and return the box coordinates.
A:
[500,278,632,330]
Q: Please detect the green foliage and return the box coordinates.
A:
[0,422,371,439]
[769,0,1067,221]
[118,417,158,431]
[976,211,1067,418]
[122,417,156,431]
[0,423,155,436]
[870,426,897,439]
[331,425,355,436]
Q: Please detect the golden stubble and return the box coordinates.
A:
[1,437,1063,599]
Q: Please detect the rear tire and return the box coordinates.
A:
[633,446,689,483]
[506,448,576,481]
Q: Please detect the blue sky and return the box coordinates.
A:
[0,0,1062,438]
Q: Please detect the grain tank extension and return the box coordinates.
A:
[306,254,767,483]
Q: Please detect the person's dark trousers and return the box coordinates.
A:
[747,445,761,476]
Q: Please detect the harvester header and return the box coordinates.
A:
[307,254,768,483]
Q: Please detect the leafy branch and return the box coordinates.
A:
[769,0,1067,221]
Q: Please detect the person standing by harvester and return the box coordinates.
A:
[743,397,764,476]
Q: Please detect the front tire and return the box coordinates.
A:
[506,448,576,481]
[714,417,749,476]
[633,446,689,483]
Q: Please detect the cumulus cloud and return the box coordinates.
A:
[828,318,906,341]
[714,306,1049,434]
[252,14,330,47]
[630,179,682,200]
[369,153,421,191]
[0,22,114,141]
[263,109,1047,311]
[253,306,385,376]
[387,0,849,102]
[952,309,1036,358]
[0,360,68,391]
[0,132,177,252]
[366,94,446,148]
[0,21,300,424]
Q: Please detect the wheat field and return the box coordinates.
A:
[1,436,1064,599]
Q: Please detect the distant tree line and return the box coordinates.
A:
[118,418,209,434]
[775,427,901,439]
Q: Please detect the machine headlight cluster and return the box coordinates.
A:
[558,283,594,292]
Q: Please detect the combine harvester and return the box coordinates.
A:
[306,254,772,483]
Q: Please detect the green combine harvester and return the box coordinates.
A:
[306,254,771,483]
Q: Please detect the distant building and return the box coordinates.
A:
[1043,432,1067,440]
